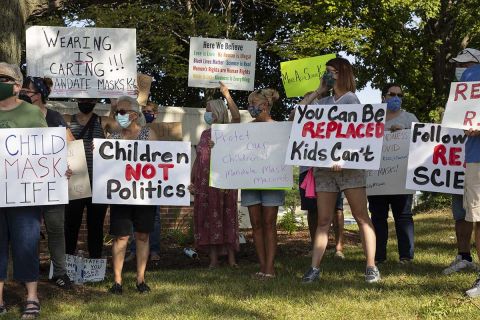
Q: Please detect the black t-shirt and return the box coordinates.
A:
[45,108,68,128]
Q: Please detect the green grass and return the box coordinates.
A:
[5,210,480,319]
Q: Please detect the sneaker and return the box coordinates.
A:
[136,282,151,294]
[334,251,345,260]
[443,255,475,275]
[365,266,381,283]
[399,258,413,265]
[302,267,320,283]
[466,275,480,298]
[124,252,136,263]
[109,282,123,295]
[51,274,73,290]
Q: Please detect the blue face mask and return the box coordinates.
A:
[204,112,214,125]
[143,112,155,123]
[248,105,263,118]
[386,96,402,112]
[115,113,132,128]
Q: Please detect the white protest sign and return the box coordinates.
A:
[210,122,293,189]
[366,130,415,195]
[92,139,191,205]
[406,123,466,194]
[49,254,106,283]
[26,26,137,98]
[188,37,256,91]
[67,140,91,200]
[285,104,386,170]
[442,81,480,130]
[0,127,68,207]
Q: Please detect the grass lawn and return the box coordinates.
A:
[3,210,480,319]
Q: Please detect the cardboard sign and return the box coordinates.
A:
[366,130,415,195]
[137,73,153,106]
[26,26,137,98]
[188,37,257,91]
[210,122,293,189]
[280,54,336,98]
[0,127,68,207]
[92,139,191,205]
[49,254,106,283]
[148,122,183,141]
[67,140,91,200]
[406,123,466,194]
[285,104,386,170]
[442,81,480,130]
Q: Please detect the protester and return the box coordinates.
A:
[20,76,74,289]
[300,57,380,283]
[367,83,417,264]
[442,49,480,276]
[0,62,47,318]
[63,98,119,258]
[189,82,241,268]
[108,96,158,294]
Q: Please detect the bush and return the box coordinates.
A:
[278,210,299,234]
[413,192,451,213]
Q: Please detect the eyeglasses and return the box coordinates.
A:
[0,76,15,83]
[387,92,404,98]
[115,109,135,115]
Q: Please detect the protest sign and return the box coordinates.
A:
[210,122,293,189]
[442,81,480,130]
[148,122,183,141]
[366,130,415,195]
[0,127,68,207]
[285,104,386,170]
[137,73,153,106]
[188,37,256,91]
[406,123,466,194]
[67,140,91,200]
[26,26,137,98]
[92,139,191,205]
[280,54,336,98]
[49,254,106,283]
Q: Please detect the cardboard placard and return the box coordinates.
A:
[137,73,153,106]
[67,140,92,200]
[148,122,183,141]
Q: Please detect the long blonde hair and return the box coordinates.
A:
[207,99,229,124]
[248,88,280,111]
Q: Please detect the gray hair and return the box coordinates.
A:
[117,95,146,127]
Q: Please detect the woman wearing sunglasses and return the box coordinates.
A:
[108,96,159,294]
[367,83,418,264]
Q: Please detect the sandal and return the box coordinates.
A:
[21,300,40,319]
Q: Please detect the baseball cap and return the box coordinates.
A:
[0,62,23,84]
[450,48,480,63]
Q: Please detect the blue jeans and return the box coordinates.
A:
[368,195,414,262]
[130,206,160,254]
[0,207,41,282]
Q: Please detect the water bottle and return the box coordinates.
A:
[75,250,85,285]
[183,247,198,259]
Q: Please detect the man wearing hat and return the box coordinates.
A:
[0,62,47,318]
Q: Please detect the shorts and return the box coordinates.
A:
[451,194,466,221]
[241,189,285,207]
[313,168,366,192]
[299,171,344,210]
[464,163,480,222]
[109,204,156,236]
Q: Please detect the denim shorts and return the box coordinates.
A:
[241,189,285,207]
[313,168,366,192]
[451,194,466,221]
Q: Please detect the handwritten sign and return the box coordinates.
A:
[92,139,191,205]
[280,54,336,98]
[148,122,183,141]
[49,254,106,283]
[26,26,137,98]
[0,127,68,207]
[366,130,415,195]
[285,104,386,170]
[442,81,480,130]
[188,37,256,91]
[137,73,152,106]
[210,122,293,189]
[406,123,466,194]
[67,140,91,200]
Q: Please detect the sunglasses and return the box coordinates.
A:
[0,76,15,83]
[115,109,135,115]
[387,92,404,98]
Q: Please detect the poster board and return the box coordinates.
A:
[442,81,480,130]
[67,140,92,200]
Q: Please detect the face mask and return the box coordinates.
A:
[386,96,402,112]
[455,67,467,81]
[78,102,96,114]
[115,113,132,128]
[0,83,15,101]
[203,112,214,125]
[248,105,263,118]
[18,92,33,104]
[322,71,336,88]
[143,112,155,123]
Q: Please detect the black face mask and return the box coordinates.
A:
[78,102,96,114]
[18,93,33,104]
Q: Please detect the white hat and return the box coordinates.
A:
[450,48,480,63]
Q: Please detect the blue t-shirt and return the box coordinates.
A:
[460,64,480,163]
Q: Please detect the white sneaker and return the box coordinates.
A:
[443,255,475,275]
[466,276,480,298]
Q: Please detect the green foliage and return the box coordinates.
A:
[413,192,451,213]
[279,167,302,234]
[277,210,299,234]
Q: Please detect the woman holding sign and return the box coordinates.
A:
[190,82,241,268]
[107,96,159,294]
[300,57,380,283]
